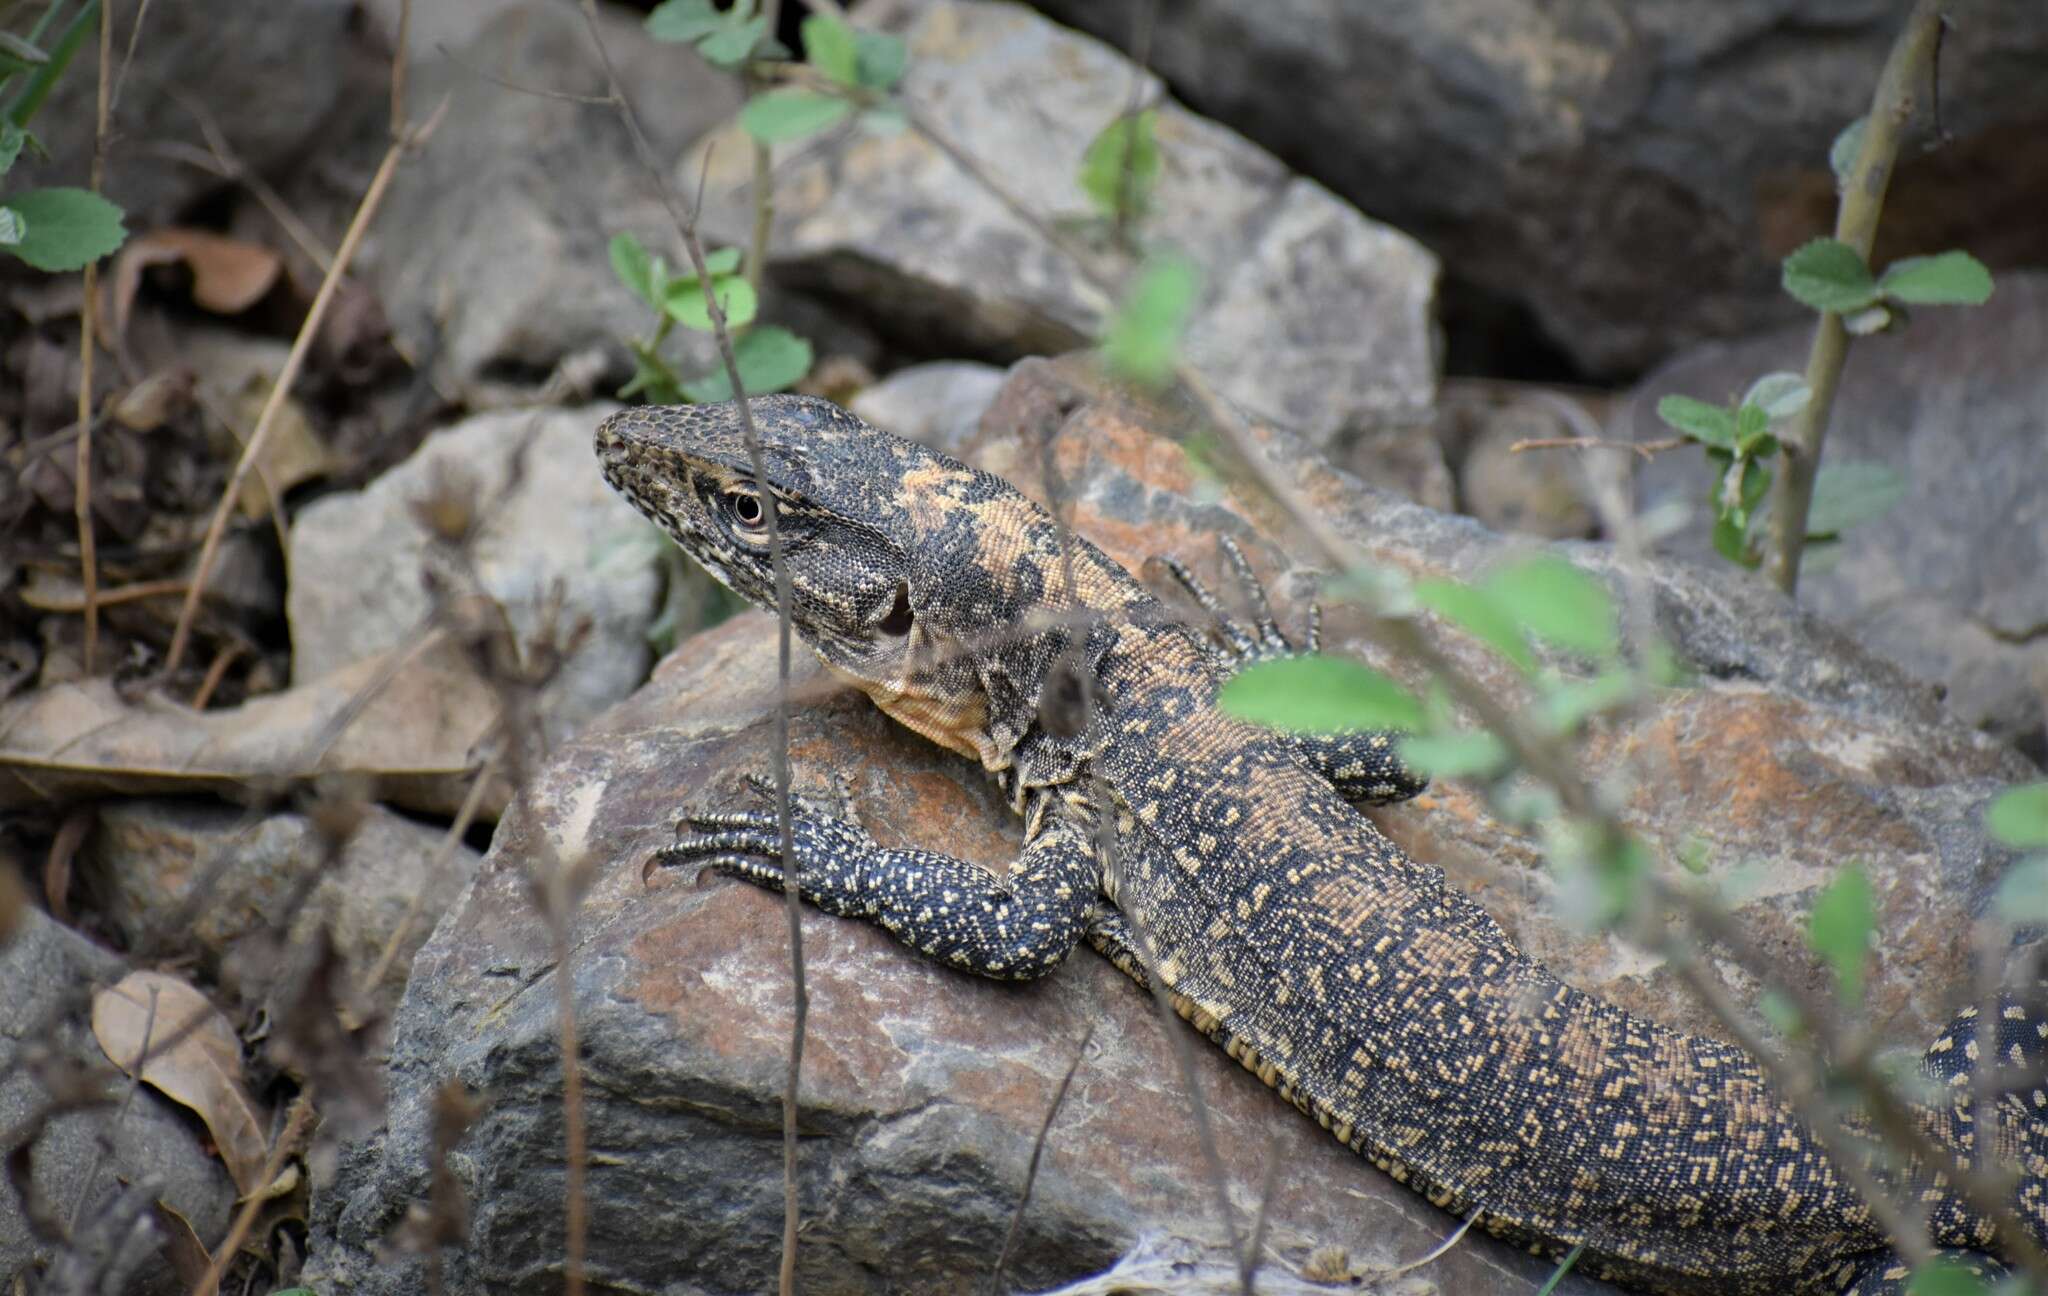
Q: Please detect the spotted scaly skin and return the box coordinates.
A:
[595,396,2048,1296]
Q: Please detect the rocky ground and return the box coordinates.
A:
[1,2,2043,1294]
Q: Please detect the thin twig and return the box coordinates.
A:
[188,1093,315,1296]
[358,761,495,997]
[1764,0,1946,594]
[73,0,115,673]
[988,1025,1095,1296]
[162,95,451,678]
[575,8,806,1292]
[1509,435,1683,461]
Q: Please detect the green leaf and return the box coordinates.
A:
[1906,1255,1997,1296]
[1734,401,1770,452]
[0,121,25,177]
[681,325,814,402]
[609,232,659,309]
[1805,460,1904,538]
[1878,251,1994,307]
[663,273,757,331]
[697,245,742,279]
[1758,989,1804,1036]
[739,90,854,143]
[1654,395,1737,448]
[1988,783,2048,849]
[860,102,907,136]
[1,186,124,271]
[1482,555,1618,660]
[1994,856,2048,925]
[1782,237,1879,313]
[697,15,770,69]
[854,29,907,90]
[1537,670,1639,735]
[1829,116,1867,189]
[1413,578,1536,674]
[1101,257,1198,388]
[801,14,860,86]
[0,206,20,246]
[1741,372,1810,422]
[1398,731,1510,779]
[645,0,727,42]
[1217,655,1424,735]
[1808,865,1874,1004]
[1079,108,1160,221]
[1711,509,1760,568]
[0,31,49,76]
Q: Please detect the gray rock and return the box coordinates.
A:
[0,908,236,1293]
[848,361,1006,460]
[690,0,1439,447]
[84,799,482,1017]
[366,0,743,395]
[1026,0,2048,377]
[25,0,352,228]
[1627,271,2048,760]
[307,361,2030,1296]
[287,404,659,746]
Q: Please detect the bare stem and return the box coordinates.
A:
[1764,0,1948,595]
[72,0,114,673]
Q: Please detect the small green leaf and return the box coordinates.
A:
[1782,237,1879,313]
[1734,402,1770,452]
[697,15,770,69]
[0,206,21,246]
[0,31,49,75]
[1079,109,1161,221]
[1758,989,1803,1036]
[645,0,727,42]
[1482,556,1618,660]
[1711,509,1760,568]
[1101,257,1198,388]
[1397,731,1510,779]
[1741,373,1810,422]
[1877,251,1994,307]
[1808,865,1874,1004]
[861,102,908,135]
[1413,579,1536,674]
[1,186,125,271]
[697,246,742,279]
[0,121,25,177]
[1218,655,1424,735]
[1829,116,1868,189]
[1805,460,1904,538]
[1654,395,1737,448]
[1537,671,1639,735]
[663,274,757,332]
[740,90,854,143]
[1994,856,2048,925]
[682,325,814,402]
[854,29,908,90]
[1906,1255,1997,1296]
[1988,783,2048,849]
[609,232,658,309]
[801,14,860,86]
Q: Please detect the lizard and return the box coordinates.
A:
[594,394,2048,1296]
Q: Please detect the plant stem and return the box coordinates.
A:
[1765,0,1948,595]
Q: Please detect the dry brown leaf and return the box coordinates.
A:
[222,370,334,518]
[152,1199,215,1288]
[111,228,283,339]
[91,970,272,1196]
[0,633,500,820]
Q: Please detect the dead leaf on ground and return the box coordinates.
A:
[152,1199,215,1288]
[91,970,271,1196]
[111,228,283,340]
[0,633,501,820]
[220,370,334,518]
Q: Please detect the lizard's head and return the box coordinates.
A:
[596,395,1125,770]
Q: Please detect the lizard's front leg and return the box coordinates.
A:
[652,790,1101,981]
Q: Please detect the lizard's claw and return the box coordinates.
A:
[649,801,880,918]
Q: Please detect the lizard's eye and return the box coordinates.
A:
[723,488,767,536]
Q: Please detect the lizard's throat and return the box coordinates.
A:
[824,628,1002,771]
